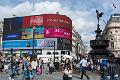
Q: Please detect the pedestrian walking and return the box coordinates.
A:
[9,56,17,80]
[41,60,44,69]
[62,58,72,80]
[79,56,90,80]
[22,57,33,80]
[107,54,119,80]
[15,56,20,75]
[49,59,54,75]
[100,58,108,80]
[0,56,3,72]
[4,57,9,73]
[31,58,38,77]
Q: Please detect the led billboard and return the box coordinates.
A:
[22,14,72,30]
[44,38,57,49]
[44,28,72,40]
[3,17,23,40]
[43,14,72,30]
[57,38,72,51]
[22,27,44,39]
[3,40,37,49]
[30,16,43,26]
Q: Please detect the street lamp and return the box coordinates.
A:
[33,26,36,59]
[53,41,56,63]
[76,42,79,61]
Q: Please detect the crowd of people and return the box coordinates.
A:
[0,53,120,80]
[0,55,45,80]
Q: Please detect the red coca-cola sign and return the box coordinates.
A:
[22,14,72,30]
[30,16,43,26]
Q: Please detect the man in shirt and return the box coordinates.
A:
[79,56,90,80]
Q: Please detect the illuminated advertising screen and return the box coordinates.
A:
[30,16,43,26]
[22,16,31,28]
[44,38,57,49]
[22,28,32,39]
[3,17,23,40]
[44,28,72,40]
[3,40,37,49]
[37,39,44,49]
[43,14,72,30]
[22,14,72,30]
[22,27,44,39]
[57,38,72,51]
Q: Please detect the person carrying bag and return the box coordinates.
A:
[63,58,72,80]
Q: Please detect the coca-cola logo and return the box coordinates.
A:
[30,16,43,26]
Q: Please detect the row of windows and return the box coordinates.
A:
[110,30,119,34]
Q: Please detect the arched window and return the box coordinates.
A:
[111,42,114,49]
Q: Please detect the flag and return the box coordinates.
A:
[113,3,116,8]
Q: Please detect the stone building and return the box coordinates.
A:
[103,14,120,58]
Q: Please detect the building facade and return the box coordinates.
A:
[0,22,3,53]
[72,27,85,59]
[3,14,72,62]
[103,14,120,58]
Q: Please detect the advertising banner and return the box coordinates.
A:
[22,27,44,39]
[35,27,44,39]
[22,14,72,30]
[3,17,23,40]
[22,16,31,28]
[44,38,57,49]
[3,40,37,49]
[37,39,44,49]
[57,38,72,51]
[30,16,43,26]
[22,28,32,39]
[44,28,72,40]
[43,14,72,30]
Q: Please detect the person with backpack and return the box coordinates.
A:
[100,58,108,80]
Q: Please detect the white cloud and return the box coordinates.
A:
[0,1,98,45]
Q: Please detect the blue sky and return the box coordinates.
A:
[0,0,120,45]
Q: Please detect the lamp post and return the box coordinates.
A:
[53,41,55,63]
[76,42,79,61]
[33,26,36,59]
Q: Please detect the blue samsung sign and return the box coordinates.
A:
[3,40,37,49]
[7,34,18,38]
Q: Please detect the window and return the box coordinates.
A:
[61,51,65,55]
[111,38,113,40]
[111,42,114,49]
[117,19,119,21]
[53,52,58,55]
[47,52,51,55]
[110,32,112,34]
[115,30,118,33]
